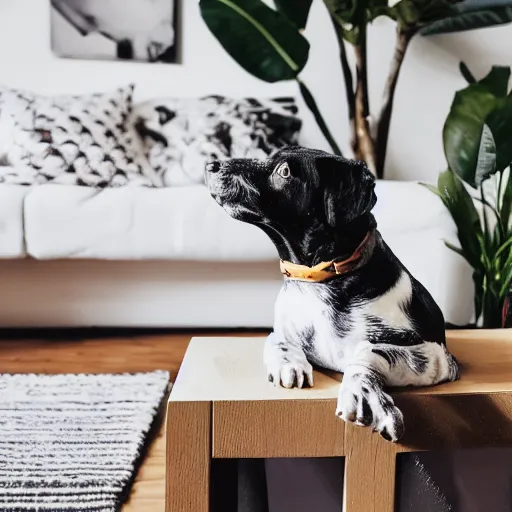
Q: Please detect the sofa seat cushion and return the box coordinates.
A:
[24,180,455,262]
[24,184,276,261]
[0,183,28,258]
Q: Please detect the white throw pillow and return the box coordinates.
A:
[132,95,302,186]
[0,85,161,187]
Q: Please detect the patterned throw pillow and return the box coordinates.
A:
[132,95,302,186]
[0,85,160,187]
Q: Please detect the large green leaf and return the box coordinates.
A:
[500,262,512,298]
[501,170,512,232]
[437,169,483,269]
[393,0,460,28]
[500,243,512,298]
[200,0,310,82]
[421,0,512,35]
[323,0,390,43]
[474,124,497,186]
[444,66,512,187]
[484,99,512,173]
[478,65,511,98]
[323,0,366,43]
[274,0,313,29]
[443,84,498,187]
[458,63,512,97]
[323,0,364,23]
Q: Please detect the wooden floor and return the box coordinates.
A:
[0,330,265,512]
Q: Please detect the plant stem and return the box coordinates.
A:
[481,186,490,246]
[478,184,504,328]
[497,170,504,211]
[296,78,342,156]
[375,25,416,179]
[330,15,356,154]
[353,26,377,176]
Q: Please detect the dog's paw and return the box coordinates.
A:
[336,373,404,442]
[264,343,314,389]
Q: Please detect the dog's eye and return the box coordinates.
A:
[275,162,291,178]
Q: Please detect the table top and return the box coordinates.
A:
[169,330,512,403]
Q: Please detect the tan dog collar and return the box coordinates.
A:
[280,230,376,283]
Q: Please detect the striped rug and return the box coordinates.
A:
[0,371,170,511]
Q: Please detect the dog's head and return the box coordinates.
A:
[205,146,376,231]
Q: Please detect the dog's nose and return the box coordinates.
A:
[206,161,221,173]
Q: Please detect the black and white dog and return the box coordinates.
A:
[205,147,459,442]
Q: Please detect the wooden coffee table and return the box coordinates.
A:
[166,330,512,512]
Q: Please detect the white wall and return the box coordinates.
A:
[1,0,512,182]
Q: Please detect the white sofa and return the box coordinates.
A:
[0,179,474,328]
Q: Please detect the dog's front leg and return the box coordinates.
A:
[264,332,314,389]
[337,348,405,442]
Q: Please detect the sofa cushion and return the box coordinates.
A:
[24,184,275,261]
[22,180,473,323]
[0,183,28,258]
[24,180,455,262]
[0,85,158,187]
[132,96,302,186]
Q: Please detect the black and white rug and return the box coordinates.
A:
[0,371,171,511]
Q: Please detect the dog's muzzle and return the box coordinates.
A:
[205,161,230,204]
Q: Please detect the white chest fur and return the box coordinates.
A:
[273,272,415,372]
[273,280,346,371]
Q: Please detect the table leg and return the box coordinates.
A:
[343,424,397,512]
[166,401,211,512]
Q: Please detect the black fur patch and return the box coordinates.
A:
[360,397,373,426]
[373,346,428,375]
[409,348,429,374]
[372,348,402,367]
[155,106,176,125]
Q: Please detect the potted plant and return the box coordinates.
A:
[424,64,512,328]
[200,0,512,177]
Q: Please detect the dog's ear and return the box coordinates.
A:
[320,157,376,227]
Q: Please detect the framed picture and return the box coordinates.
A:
[50,0,179,64]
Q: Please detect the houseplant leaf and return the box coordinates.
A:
[324,0,393,23]
[443,84,498,187]
[437,169,483,269]
[393,0,459,28]
[499,259,512,298]
[421,183,442,197]
[484,99,512,174]
[323,0,366,43]
[200,0,310,82]
[474,124,497,186]
[323,0,363,24]
[274,0,313,29]
[420,0,512,35]
[458,63,510,94]
[322,0,390,43]
[368,0,393,20]
[444,240,466,258]
[445,66,511,186]
[501,170,512,232]
[477,65,511,98]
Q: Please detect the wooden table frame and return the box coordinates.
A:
[166,330,512,512]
